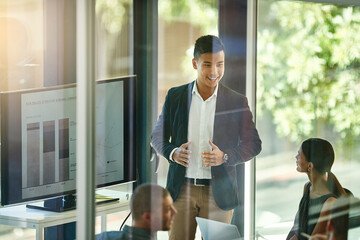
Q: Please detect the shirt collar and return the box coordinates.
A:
[192,81,219,100]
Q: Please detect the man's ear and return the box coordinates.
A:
[142,211,152,225]
[192,58,197,70]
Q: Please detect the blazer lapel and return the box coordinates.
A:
[215,83,226,113]
[213,83,225,145]
[186,81,194,114]
[177,81,194,142]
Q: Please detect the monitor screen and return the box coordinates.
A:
[1,76,136,206]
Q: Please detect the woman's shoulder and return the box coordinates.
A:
[323,196,337,205]
[309,191,337,204]
[317,196,337,216]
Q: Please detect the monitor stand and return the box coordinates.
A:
[26,194,119,212]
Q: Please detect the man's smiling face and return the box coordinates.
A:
[192,50,225,92]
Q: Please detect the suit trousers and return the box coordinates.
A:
[169,182,233,240]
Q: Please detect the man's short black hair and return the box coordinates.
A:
[130,183,170,221]
[193,35,225,60]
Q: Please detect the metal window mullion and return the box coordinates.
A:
[244,0,257,239]
[76,0,96,239]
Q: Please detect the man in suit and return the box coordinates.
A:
[96,184,177,240]
[151,35,262,240]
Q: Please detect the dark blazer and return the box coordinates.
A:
[151,81,262,210]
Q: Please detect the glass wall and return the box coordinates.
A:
[0,0,44,91]
[0,0,133,239]
[156,1,218,238]
[95,0,133,78]
[157,0,219,186]
[1,1,45,238]
[3,0,360,239]
[256,1,360,239]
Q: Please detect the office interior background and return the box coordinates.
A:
[1,0,360,239]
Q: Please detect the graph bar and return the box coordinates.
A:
[43,120,55,185]
[27,122,40,187]
[59,118,70,181]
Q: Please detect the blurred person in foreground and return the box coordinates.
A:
[287,138,350,240]
[151,35,262,240]
[96,183,177,240]
[310,197,351,240]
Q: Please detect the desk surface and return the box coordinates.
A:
[0,190,131,229]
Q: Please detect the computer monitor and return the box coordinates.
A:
[0,76,136,209]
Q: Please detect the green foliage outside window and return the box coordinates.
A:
[96,0,132,34]
[159,0,218,35]
[257,2,360,148]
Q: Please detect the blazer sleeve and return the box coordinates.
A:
[151,89,177,162]
[218,96,262,166]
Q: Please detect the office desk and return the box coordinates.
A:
[0,194,130,240]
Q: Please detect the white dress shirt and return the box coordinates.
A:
[184,83,218,179]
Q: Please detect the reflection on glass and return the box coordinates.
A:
[95,0,133,78]
[157,0,219,186]
[256,0,360,239]
[0,0,44,91]
[0,0,134,238]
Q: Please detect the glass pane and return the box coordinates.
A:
[256,1,360,239]
[0,0,44,91]
[157,1,219,239]
[0,1,134,239]
[0,0,44,237]
[157,0,219,186]
[96,0,133,79]
[94,0,134,234]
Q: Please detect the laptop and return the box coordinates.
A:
[196,217,242,240]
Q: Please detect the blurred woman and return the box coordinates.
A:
[286,138,348,240]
